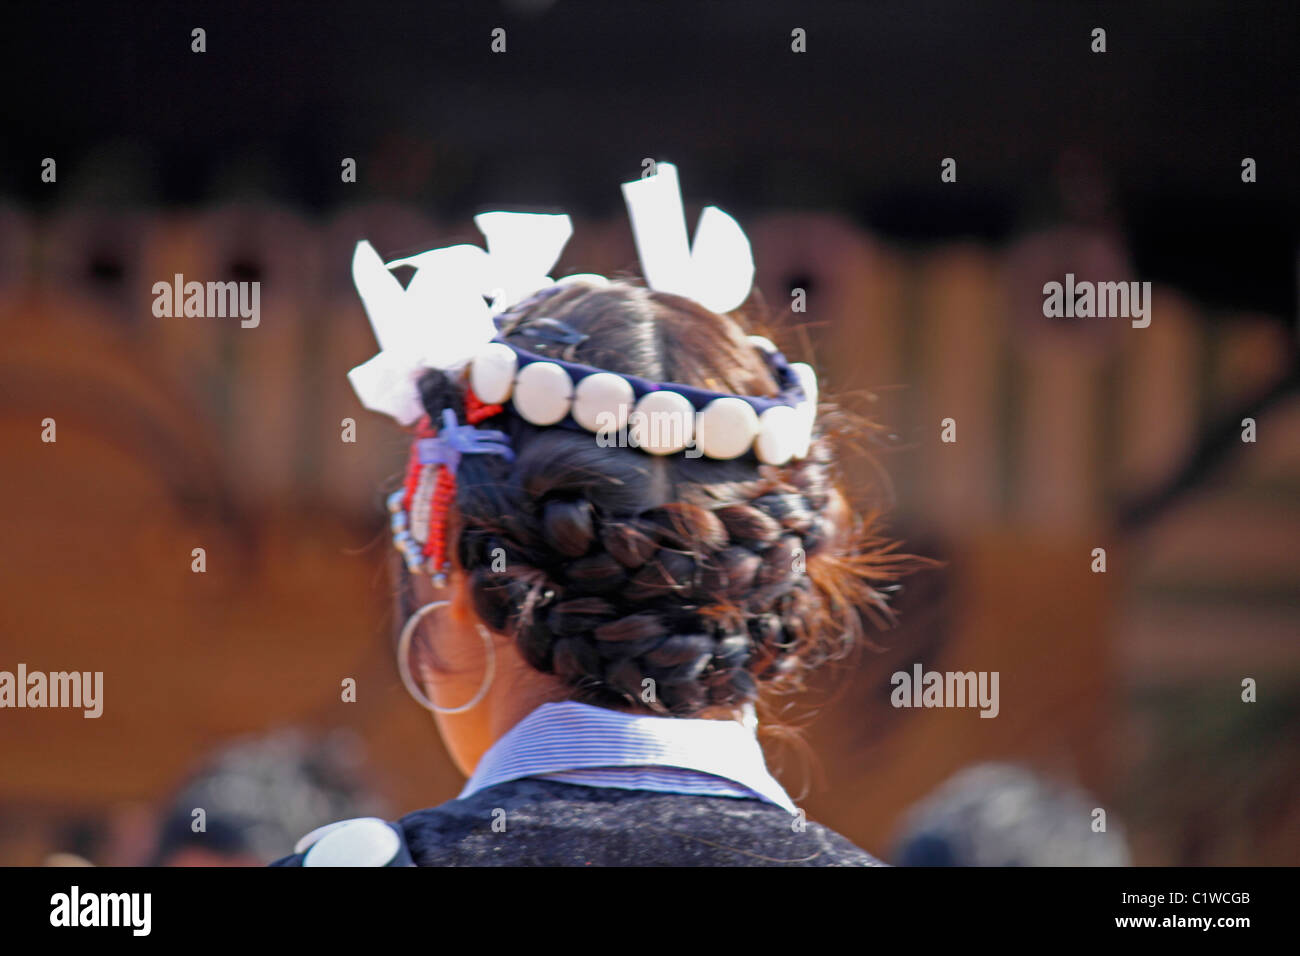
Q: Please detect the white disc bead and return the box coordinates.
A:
[469,342,518,404]
[754,404,803,465]
[696,396,760,460]
[513,361,573,425]
[789,362,819,458]
[630,390,695,455]
[790,361,819,409]
[572,371,635,433]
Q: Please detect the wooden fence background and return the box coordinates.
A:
[1,201,1296,864]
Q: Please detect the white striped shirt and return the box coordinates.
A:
[458,700,798,814]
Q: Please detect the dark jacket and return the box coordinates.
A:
[272,778,883,867]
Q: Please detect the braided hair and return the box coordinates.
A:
[414,279,907,716]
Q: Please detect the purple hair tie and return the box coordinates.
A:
[416,409,515,475]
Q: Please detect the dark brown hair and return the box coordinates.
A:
[414,279,909,716]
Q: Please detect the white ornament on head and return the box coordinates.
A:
[347,163,817,464]
[348,211,572,425]
[620,163,755,315]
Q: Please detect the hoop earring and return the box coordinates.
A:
[396,600,496,714]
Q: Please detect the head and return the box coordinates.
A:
[399,278,905,774]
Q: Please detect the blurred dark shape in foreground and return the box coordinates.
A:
[40,728,386,867]
[892,763,1131,866]
[150,728,386,866]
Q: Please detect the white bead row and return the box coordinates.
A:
[469,343,817,464]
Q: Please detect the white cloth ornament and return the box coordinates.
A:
[347,213,572,425]
[621,163,755,314]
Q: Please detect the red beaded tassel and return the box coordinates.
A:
[401,415,437,516]
[422,467,456,581]
[417,388,505,584]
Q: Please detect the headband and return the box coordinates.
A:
[464,334,815,462]
[349,163,821,579]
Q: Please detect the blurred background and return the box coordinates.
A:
[1,1,1297,865]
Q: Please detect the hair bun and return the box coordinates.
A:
[431,279,914,715]
[542,499,597,557]
[601,521,658,569]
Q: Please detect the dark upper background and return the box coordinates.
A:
[4,0,1297,317]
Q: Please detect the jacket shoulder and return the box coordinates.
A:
[272,781,888,867]
[395,779,887,867]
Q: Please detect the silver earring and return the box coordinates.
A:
[396,600,496,714]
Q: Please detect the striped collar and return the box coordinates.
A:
[458,700,798,814]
